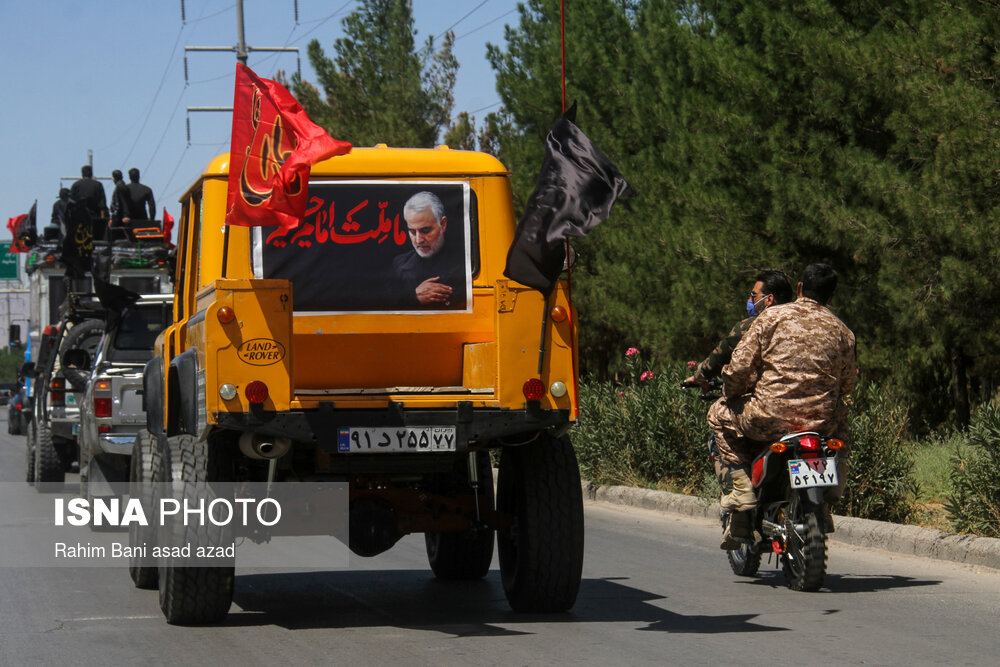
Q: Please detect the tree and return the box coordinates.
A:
[488,0,1000,428]
[443,111,477,150]
[292,0,458,148]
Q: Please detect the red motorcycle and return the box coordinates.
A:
[721,431,845,591]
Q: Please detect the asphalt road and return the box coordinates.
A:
[2,421,999,666]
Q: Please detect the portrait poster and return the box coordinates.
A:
[253,181,475,313]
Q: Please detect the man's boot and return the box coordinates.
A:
[720,466,756,512]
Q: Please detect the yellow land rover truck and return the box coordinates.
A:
[136,146,584,624]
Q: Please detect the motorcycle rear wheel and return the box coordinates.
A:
[781,512,827,591]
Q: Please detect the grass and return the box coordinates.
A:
[909,434,964,532]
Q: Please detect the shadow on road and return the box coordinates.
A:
[228,570,789,635]
[735,569,942,593]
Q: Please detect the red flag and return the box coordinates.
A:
[7,214,29,252]
[162,207,175,243]
[225,63,351,233]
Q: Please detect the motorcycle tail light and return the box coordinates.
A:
[826,438,845,450]
[799,435,820,450]
[769,442,787,454]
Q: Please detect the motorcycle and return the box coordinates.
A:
[682,381,845,591]
[722,430,844,591]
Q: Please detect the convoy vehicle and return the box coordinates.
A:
[77,294,172,500]
[136,147,585,624]
[25,295,105,490]
[7,387,26,435]
[23,231,173,489]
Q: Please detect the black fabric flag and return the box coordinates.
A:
[16,202,38,248]
[504,107,632,294]
[62,197,96,279]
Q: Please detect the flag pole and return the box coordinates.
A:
[559,0,581,419]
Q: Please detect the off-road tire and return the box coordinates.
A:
[129,430,158,589]
[24,420,36,485]
[497,432,584,612]
[157,434,235,625]
[781,511,827,592]
[34,423,64,491]
[425,451,495,580]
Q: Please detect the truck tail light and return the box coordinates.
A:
[94,397,112,418]
[50,378,65,406]
[522,378,545,401]
[245,380,269,405]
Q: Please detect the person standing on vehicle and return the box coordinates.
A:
[109,169,131,240]
[69,164,108,229]
[124,167,155,223]
[685,270,794,391]
[51,188,70,238]
[708,263,856,546]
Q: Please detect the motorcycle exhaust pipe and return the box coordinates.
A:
[239,432,292,460]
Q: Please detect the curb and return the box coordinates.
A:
[581,480,1000,571]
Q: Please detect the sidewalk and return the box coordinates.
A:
[582,480,1000,571]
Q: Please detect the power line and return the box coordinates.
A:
[122,24,186,165]
[456,8,517,40]
[436,0,489,39]
[144,85,188,174]
[184,3,235,24]
[288,1,353,46]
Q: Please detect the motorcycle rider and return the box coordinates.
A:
[686,270,794,391]
[686,270,793,486]
[708,263,857,548]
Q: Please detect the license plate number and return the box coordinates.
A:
[338,427,456,453]
[788,457,838,488]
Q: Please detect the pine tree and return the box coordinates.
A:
[292,0,458,147]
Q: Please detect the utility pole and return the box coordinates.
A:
[184,0,300,144]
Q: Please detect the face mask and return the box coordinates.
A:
[746,295,768,317]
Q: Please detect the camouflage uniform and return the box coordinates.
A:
[692,316,756,384]
[707,297,857,470]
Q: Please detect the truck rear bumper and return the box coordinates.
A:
[213,403,570,450]
[98,434,140,456]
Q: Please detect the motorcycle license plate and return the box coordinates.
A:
[787,457,838,488]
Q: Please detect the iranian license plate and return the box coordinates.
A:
[788,457,838,488]
[338,427,456,453]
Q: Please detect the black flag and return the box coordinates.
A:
[16,202,38,248]
[504,106,632,294]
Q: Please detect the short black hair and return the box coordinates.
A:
[59,188,70,198]
[755,270,794,304]
[112,169,123,180]
[800,263,838,304]
[81,165,93,178]
[128,167,140,181]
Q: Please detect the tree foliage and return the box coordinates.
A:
[486,0,1000,428]
[292,0,458,148]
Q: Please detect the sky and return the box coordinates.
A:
[0,0,522,249]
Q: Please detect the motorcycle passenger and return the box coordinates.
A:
[708,263,857,548]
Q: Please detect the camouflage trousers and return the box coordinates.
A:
[707,395,850,502]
